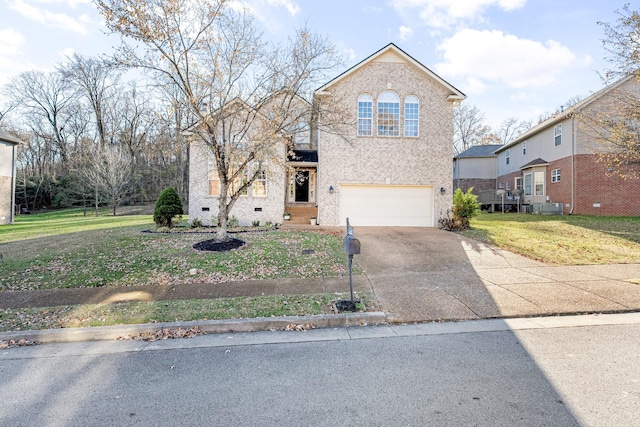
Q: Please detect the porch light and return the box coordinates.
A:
[329,185,334,194]
[440,187,446,195]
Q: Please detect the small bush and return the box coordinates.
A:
[153,187,183,228]
[227,215,239,228]
[252,220,260,227]
[451,187,481,230]
[190,218,203,228]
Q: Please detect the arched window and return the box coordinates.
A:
[357,94,373,136]
[404,95,419,137]
[377,91,400,136]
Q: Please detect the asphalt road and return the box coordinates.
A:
[1,314,639,426]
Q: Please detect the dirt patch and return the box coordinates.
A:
[192,238,245,252]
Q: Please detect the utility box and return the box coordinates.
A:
[344,235,361,255]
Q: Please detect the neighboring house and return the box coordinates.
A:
[0,130,22,225]
[189,43,465,227]
[494,75,640,215]
[453,144,502,194]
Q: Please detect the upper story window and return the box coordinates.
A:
[294,122,310,145]
[554,124,562,146]
[404,95,419,137]
[357,94,373,136]
[505,149,510,165]
[551,168,561,183]
[522,142,527,155]
[377,91,400,136]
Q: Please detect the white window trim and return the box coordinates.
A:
[404,95,419,137]
[252,166,268,198]
[551,168,561,183]
[522,142,527,155]
[524,173,532,196]
[554,124,562,146]
[505,149,510,165]
[357,94,373,137]
[535,171,545,196]
[377,91,400,137]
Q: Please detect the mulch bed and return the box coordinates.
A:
[192,238,245,252]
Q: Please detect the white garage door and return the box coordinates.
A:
[339,185,433,227]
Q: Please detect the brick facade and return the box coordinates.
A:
[317,56,456,226]
[188,44,461,227]
[574,154,640,216]
[188,139,287,226]
[454,178,495,194]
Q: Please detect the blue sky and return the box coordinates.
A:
[0,0,633,129]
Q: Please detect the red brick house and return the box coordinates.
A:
[493,75,640,216]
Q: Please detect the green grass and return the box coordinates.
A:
[0,210,351,291]
[462,213,640,265]
[0,208,154,243]
[0,292,377,332]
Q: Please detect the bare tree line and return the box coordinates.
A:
[0,54,192,215]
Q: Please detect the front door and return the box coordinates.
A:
[295,170,310,202]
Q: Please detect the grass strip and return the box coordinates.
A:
[0,292,377,332]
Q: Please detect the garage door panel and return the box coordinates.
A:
[339,185,433,227]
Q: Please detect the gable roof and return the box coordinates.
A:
[0,130,23,145]
[454,144,502,159]
[495,74,636,154]
[520,158,549,169]
[315,43,466,102]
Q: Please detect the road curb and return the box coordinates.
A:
[0,312,388,344]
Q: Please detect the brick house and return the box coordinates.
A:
[453,144,502,194]
[494,75,640,215]
[0,130,22,225]
[188,43,465,227]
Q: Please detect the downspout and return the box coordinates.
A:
[570,115,575,215]
[10,143,16,224]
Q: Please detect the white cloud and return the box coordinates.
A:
[391,0,526,29]
[435,29,578,90]
[31,0,91,6]
[398,25,413,41]
[8,0,88,34]
[0,29,32,86]
[265,0,299,16]
[0,29,25,56]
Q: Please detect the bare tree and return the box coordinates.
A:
[95,0,343,240]
[498,117,531,145]
[6,70,75,166]
[574,5,640,178]
[453,104,490,154]
[599,4,640,81]
[59,53,121,147]
[81,144,135,215]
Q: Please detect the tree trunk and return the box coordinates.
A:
[216,192,229,242]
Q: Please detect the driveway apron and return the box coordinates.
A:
[352,227,640,323]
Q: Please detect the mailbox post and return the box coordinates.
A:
[343,218,361,305]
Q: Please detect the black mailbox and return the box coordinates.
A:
[344,235,361,255]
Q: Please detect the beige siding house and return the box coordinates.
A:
[453,144,502,194]
[494,75,640,215]
[189,43,465,227]
[0,131,22,225]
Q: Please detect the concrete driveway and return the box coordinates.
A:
[353,227,640,323]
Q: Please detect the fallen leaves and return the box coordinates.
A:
[116,326,207,341]
[0,339,39,349]
[284,323,314,331]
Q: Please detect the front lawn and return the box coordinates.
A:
[0,209,373,332]
[0,210,350,291]
[462,213,640,265]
